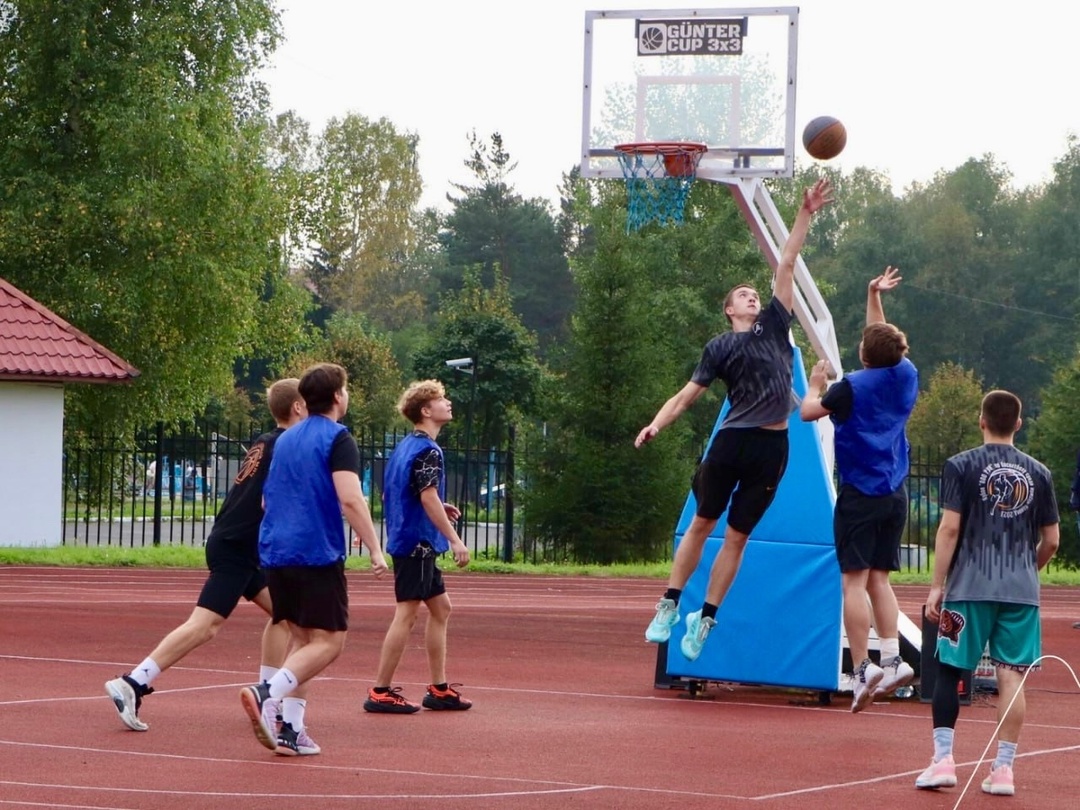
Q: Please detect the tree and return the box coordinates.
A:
[437,132,575,352]
[1026,357,1080,568]
[0,0,304,431]
[285,313,402,433]
[410,267,542,448]
[307,113,423,330]
[906,362,985,462]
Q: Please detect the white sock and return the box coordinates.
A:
[933,727,954,761]
[994,740,1017,770]
[129,657,162,688]
[259,665,278,684]
[282,697,307,732]
[880,638,900,661]
[267,667,299,700]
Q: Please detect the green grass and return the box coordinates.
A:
[2,545,1078,585]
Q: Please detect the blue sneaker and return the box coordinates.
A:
[680,609,716,661]
[645,598,680,643]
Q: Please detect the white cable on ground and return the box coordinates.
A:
[952,653,1080,809]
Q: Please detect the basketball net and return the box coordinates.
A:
[614,142,707,232]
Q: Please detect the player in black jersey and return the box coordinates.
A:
[105,379,307,732]
[915,391,1059,796]
[637,178,833,661]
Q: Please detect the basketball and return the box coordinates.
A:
[802,116,846,161]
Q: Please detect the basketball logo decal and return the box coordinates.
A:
[938,609,965,644]
[639,25,665,52]
[978,461,1034,518]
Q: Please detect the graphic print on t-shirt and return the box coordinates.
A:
[980,461,1034,519]
[235,443,266,485]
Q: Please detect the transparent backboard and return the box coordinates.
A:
[582,7,798,181]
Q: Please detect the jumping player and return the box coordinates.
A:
[636,178,834,661]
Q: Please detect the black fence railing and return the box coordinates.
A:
[62,422,523,561]
[59,430,1004,571]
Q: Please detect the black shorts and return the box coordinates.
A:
[196,534,266,619]
[391,544,447,603]
[833,484,908,573]
[266,562,349,631]
[694,427,789,533]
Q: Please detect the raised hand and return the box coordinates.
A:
[869,265,902,293]
[803,178,835,214]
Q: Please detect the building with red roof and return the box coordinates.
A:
[0,278,139,546]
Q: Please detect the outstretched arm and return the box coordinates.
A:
[774,178,834,311]
[799,359,835,422]
[635,381,708,447]
[866,266,901,326]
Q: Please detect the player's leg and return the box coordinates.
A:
[250,584,289,680]
[364,552,425,713]
[681,428,788,660]
[242,563,347,753]
[105,538,245,731]
[833,486,884,710]
[980,603,1041,795]
[867,486,913,696]
[420,562,471,710]
[645,456,734,643]
[917,599,989,789]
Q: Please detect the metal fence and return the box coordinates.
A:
[61,421,521,561]
[61,427,964,570]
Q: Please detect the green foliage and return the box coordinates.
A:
[307,114,424,330]
[0,0,297,431]
[907,362,985,464]
[1027,358,1080,567]
[285,312,402,432]
[437,132,575,352]
[410,267,542,446]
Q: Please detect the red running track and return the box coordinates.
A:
[0,567,1078,809]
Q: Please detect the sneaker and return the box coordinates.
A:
[240,682,277,750]
[981,764,1015,796]
[875,655,915,697]
[851,660,885,713]
[915,755,957,789]
[274,721,320,756]
[265,697,283,733]
[362,686,420,714]
[295,727,321,755]
[422,683,473,711]
[680,610,716,662]
[645,598,680,643]
[105,675,153,732]
[274,721,300,757]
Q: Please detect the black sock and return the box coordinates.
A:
[433,682,448,691]
[373,686,390,695]
[701,602,718,620]
[663,588,682,603]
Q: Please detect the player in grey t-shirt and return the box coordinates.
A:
[636,178,833,661]
[915,390,1059,796]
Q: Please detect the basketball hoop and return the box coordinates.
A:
[614,142,708,232]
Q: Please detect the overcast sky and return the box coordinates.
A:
[261,0,1079,211]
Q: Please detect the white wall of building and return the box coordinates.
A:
[0,381,64,546]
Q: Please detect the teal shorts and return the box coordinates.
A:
[936,600,1041,671]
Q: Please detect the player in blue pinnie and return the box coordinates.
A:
[364,379,472,714]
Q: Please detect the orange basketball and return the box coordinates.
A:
[802,116,846,161]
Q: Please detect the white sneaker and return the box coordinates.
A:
[105,675,151,732]
[875,656,915,697]
[851,660,884,713]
